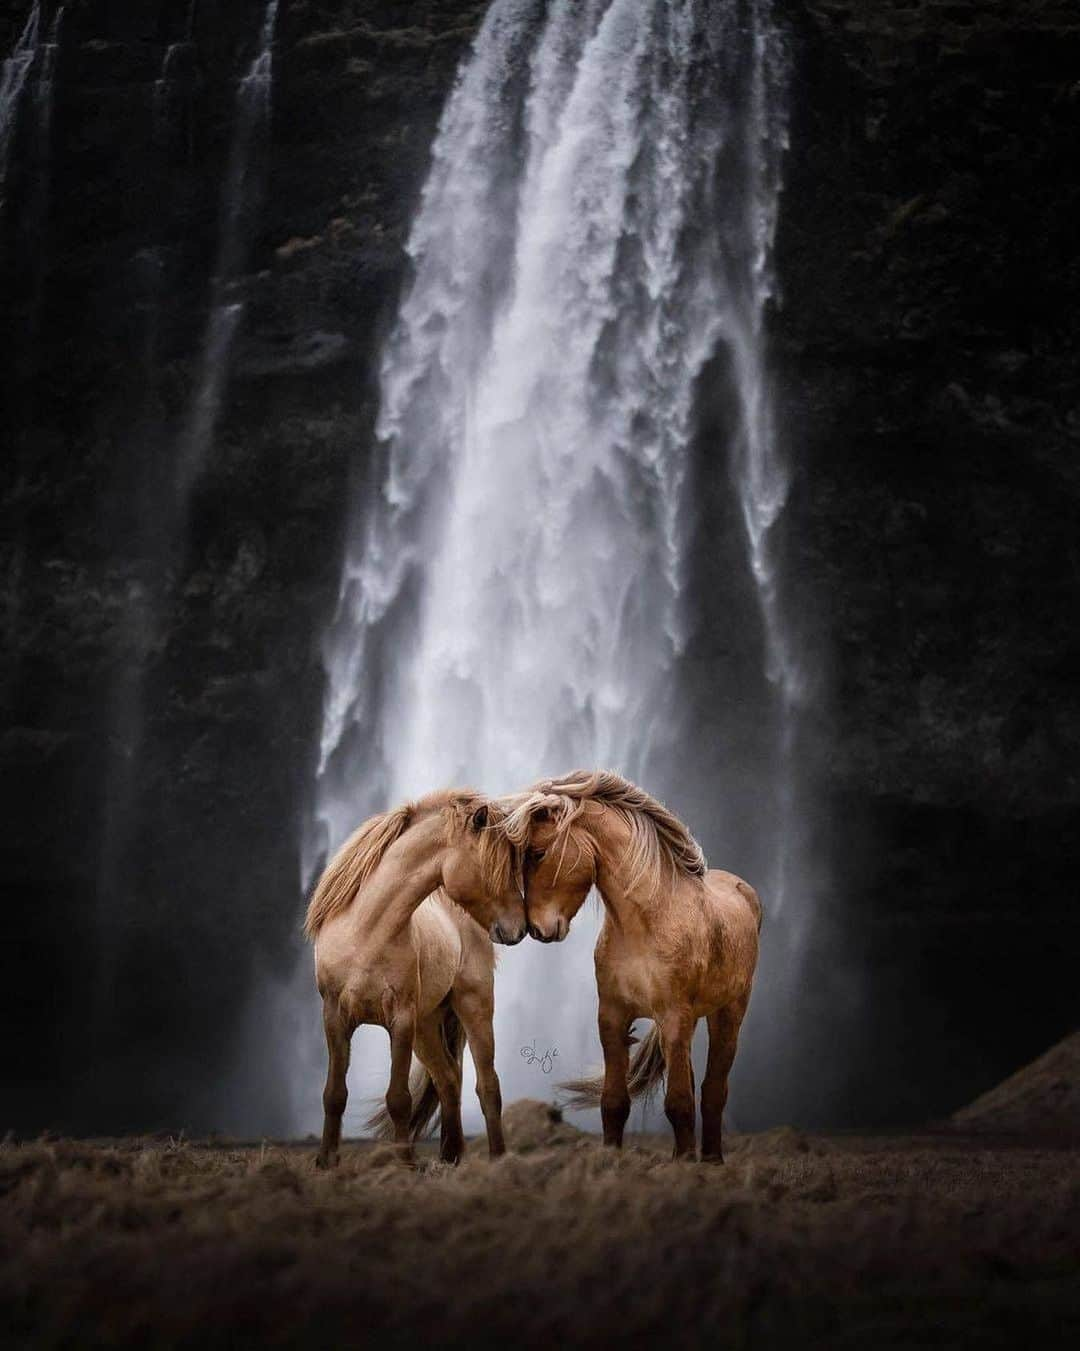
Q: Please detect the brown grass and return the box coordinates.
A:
[1,1108,1077,1349]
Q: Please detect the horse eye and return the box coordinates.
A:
[528,848,546,863]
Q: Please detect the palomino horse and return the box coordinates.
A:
[305,789,526,1168]
[504,770,761,1162]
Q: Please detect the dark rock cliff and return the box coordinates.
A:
[0,0,1076,1133]
[774,0,1080,1120]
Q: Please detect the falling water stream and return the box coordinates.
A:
[0,1,42,211]
[95,1,281,1073]
[176,0,278,498]
[2,2,63,347]
[153,43,192,143]
[34,6,62,143]
[307,0,794,1133]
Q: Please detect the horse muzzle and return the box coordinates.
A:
[527,919,568,943]
[491,921,526,946]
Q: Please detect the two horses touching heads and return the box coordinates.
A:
[305,770,762,1168]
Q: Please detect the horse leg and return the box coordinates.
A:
[701,1000,747,1164]
[660,1009,697,1160]
[598,1000,632,1149]
[316,995,352,1169]
[385,1006,417,1166]
[413,1009,465,1165]
[456,990,505,1158]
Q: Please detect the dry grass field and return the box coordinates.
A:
[1,1102,1077,1351]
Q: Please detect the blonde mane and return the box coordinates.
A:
[503,769,706,895]
[304,789,515,939]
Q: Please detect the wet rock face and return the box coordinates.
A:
[768,0,1080,1121]
[0,0,485,1135]
[0,1,1077,1133]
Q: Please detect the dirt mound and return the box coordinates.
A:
[731,1125,814,1157]
[953,1030,1080,1138]
[502,1099,583,1153]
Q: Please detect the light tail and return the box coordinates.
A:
[560,1023,666,1111]
[366,1007,465,1142]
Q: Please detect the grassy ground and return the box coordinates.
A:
[1,1108,1077,1350]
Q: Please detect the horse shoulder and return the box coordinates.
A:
[453,916,497,997]
[312,906,363,996]
[411,896,468,1014]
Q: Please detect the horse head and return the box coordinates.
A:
[503,790,596,942]
[442,794,527,945]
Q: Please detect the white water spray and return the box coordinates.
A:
[307,0,791,1131]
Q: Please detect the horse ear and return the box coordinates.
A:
[469,803,489,832]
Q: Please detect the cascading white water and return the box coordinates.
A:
[176,0,278,497]
[308,0,791,1131]
[0,1,42,208]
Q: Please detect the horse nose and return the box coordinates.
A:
[492,921,525,946]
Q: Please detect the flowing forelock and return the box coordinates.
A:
[503,769,706,895]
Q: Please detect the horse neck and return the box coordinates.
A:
[354,813,447,942]
[587,804,661,932]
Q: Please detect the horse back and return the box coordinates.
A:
[705,869,763,934]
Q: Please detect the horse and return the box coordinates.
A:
[503,770,762,1162]
[304,789,526,1168]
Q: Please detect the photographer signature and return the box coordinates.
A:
[520,1040,559,1075]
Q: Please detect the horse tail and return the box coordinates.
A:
[560,1023,667,1111]
[365,1006,466,1142]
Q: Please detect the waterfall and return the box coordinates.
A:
[153,42,193,145]
[0,4,64,205]
[0,1,42,210]
[735,2,794,700]
[3,2,64,363]
[176,0,278,499]
[34,5,61,146]
[307,0,792,1131]
[720,0,802,940]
